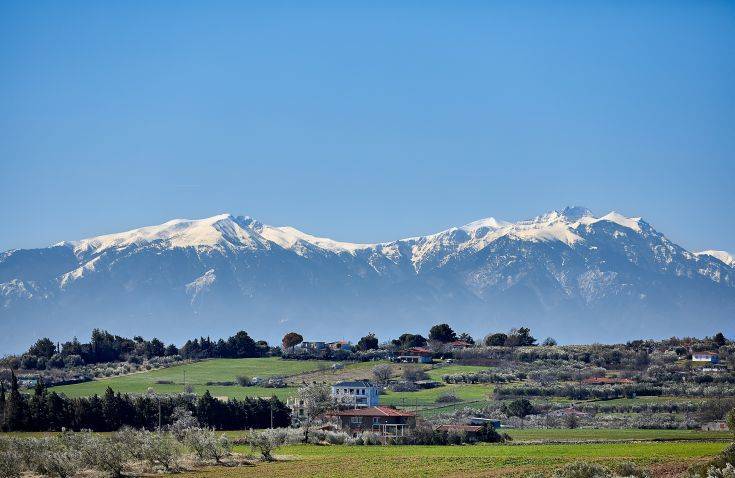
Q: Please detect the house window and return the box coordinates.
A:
[372,417,379,425]
[350,416,362,424]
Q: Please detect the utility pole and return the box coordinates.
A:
[270,403,274,429]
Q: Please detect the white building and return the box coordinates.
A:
[331,380,380,408]
[692,352,719,363]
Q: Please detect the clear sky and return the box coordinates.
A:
[2,1,734,253]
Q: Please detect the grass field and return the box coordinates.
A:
[176,441,730,478]
[48,357,335,399]
[504,428,732,442]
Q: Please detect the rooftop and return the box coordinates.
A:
[333,406,415,417]
[333,380,376,388]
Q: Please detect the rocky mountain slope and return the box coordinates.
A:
[1,207,733,351]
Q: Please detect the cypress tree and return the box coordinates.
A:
[3,371,27,431]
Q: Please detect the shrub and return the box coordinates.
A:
[707,463,735,478]
[613,461,650,478]
[30,436,82,478]
[236,375,251,386]
[390,381,419,392]
[0,441,21,478]
[553,461,612,478]
[436,392,460,403]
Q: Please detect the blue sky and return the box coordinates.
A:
[1,1,734,253]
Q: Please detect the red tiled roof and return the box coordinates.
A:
[449,341,472,347]
[333,406,416,417]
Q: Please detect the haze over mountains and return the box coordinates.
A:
[1,207,733,352]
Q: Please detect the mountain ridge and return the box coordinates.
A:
[1,207,733,352]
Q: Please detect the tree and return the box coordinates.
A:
[429,324,457,343]
[28,338,56,359]
[246,428,285,461]
[296,383,334,443]
[372,364,393,386]
[714,332,727,347]
[457,333,475,345]
[484,333,507,347]
[506,327,536,347]
[726,408,735,437]
[357,333,379,351]
[542,337,557,347]
[2,371,26,431]
[564,412,580,429]
[392,333,427,349]
[503,399,535,427]
[281,332,303,352]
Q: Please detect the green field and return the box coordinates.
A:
[177,441,729,478]
[49,357,333,400]
[504,428,732,442]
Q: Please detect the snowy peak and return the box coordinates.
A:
[68,213,263,255]
[697,250,735,267]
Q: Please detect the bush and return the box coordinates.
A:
[0,441,21,478]
[553,461,612,478]
[29,436,82,478]
[613,462,650,478]
[390,381,419,392]
[236,375,251,386]
[436,392,460,403]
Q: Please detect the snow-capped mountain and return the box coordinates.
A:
[1,207,733,351]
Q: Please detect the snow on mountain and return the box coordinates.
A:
[696,250,735,267]
[1,207,733,350]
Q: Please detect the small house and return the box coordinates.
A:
[300,341,327,351]
[467,417,501,428]
[449,340,473,350]
[701,421,728,431]
[328,340,352,351]
[331,380,380,407]
[331,406,416,438]
[397,347,433,364]
[692,352,719,363]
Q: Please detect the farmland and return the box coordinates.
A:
[48,357,335,400]
[176,441,730,478]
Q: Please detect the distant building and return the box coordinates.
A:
[332,380,379,408]
[468,417,502,428]
[396,347,433,364]
[331,406,416,438]
[701,421,728,431]
[448,340,473,350]
[692,352,719,363]
[328,340,352,351]
[300,341,327,351]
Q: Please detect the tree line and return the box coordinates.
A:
[5,329,270,371]
[0,371,290,432]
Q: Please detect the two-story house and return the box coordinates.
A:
[331,380,379,408]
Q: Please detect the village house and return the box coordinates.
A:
[331,406,416,438]
[331,380,380,408]
[701,421,728,431]
[691,351,719,363]
[328,340,352,351]
[448,340,473,350]
[396,347,433,364]
[300,341,327,351]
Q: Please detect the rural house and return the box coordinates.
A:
[331,380,380,408]
[691,352,719,363]
[396,347,433,364]
[331,406,416,438]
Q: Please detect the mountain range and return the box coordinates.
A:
[1,207,733,352]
